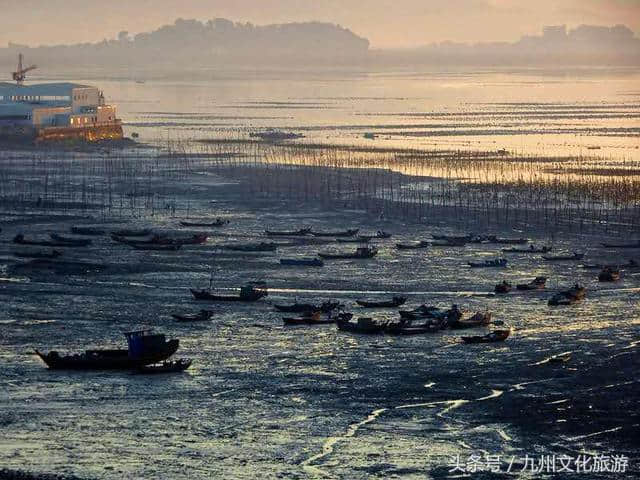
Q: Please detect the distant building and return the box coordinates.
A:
[0,82,122,141]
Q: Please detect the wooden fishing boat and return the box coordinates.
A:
[543,252,584,261]
[318,246,378,259]
[49,233,93,246]
[274,301,340,313]
[111,228,152,237]
[13,234,84,248]
[462,329,511,344]
[224,242,278,252]
[601,241,640,249]
[396,241,430,250]
[398,305,441,320]
[136,359,192,374]
[191,283,268,302]
[171,310,214,322]
[14,250,62,259]
[548,285,586,306]
[516,276,547,290]
[494,281,512,294]
[35,330,179,370]
[336,237,370,244]
[337,317,388,334]
[493,237,528,244]
[279,258,324,267]
[432,234,472,243]
[180,219,228,227]
[581,263,604,270]
[598,267,621,282]
[468,258,508,268]
[450,312,492,329]
[132,243,181,251]
[356,296,407,308]
[385,323,439,335]
[503,245,551,254]
[265,228,311,237]
[282,311,337,326]
[71,226,106,236]
[312,228,359,238]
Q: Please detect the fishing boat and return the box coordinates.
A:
[356,296,407,308]
[468,258,508,268]
[191,283,268,302]
[598,267,621,282]
[432,234,472,243]
[396,241,430,250]
[171,310,214,322]
[493,237,528,245]
[318,246,378,259]
[180,219,228,227]
[461,329,511,344]
[494,281,512,294]
[224,242,278,252]
[71,226,106,236]
[548,284,586,306]
[336,237,370,244]
[13,234,84,248]
[398,305,442,320]
[279,258,324,267]
[131,243,181,251]
[450,311,492,329]
[282,311,339,326]
[431,239,467,247]
[503,245,551,254]
[385,322,439,335]
[49,234,93,246]
[312,228,359,238]
[516,276,547,290]
[13,250,62,259]
[543,252,584,261]
[111,228,152,237]
[265,228,311,237]
[601,240,640,249]
[337,316,388,334]
[136,359,192,374]
[35,329,179,370]
[274,300,340,313]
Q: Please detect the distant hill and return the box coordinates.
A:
[0,18,371,69]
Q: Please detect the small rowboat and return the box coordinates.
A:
[71,226,106,236]
[282,311,339,326]
[548,285,586,306]
[601,241,640,249]
[356,296,407,308]
[265,228,311,237]
[279,258,324,267]
[318,246,378,259]
[503,245,551,254]
[191,284,268,302]
[516,276,547,290]
[111,228,152,237]
[451,312,492,329]
[274,301,340,313]
[132,244,181,251]
[312,228,359,238]
[171,310,213,322]
[136,359,192,374]
[49,234,93,246]
[462,329,511,344]
[180,219,228,227]
[468,258,507,268]
[13,234,84,248]
[14,250,62,259]
[543,252,584,261]
[337,316,388,334]
[396,241,430,250]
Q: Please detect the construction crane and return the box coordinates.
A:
[12,53,37,85]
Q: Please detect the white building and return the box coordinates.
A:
[0,82,121,140]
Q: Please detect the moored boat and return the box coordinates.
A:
[503,245,551,254]
[450,311,492,329]
[494,281,512,294]
[282,311,343,326]
[548,284,586,306]
[356,296,407,308]
[337,316,389,334]
[191,283,268,302]
[265,228,311,237]
[358,231,392,240]
[598,267,621,282]
[71,226,106,236]
[396,241,430,250]
[468,258,508,268]
[224,242,278,252]
[35,329,179,370]
[312,228,359,238]
[14,250,62,259]
[180,219,228,227]
[462,329,511,344]
[493,237,528,244]
[432,234,472,243]
[279,257,324,267]
[131,243,181,251]
[111,228,152,237]
[274,300,340,313]
[318,246,378,259]
[516,276,547,291]
[13,234,85,248]
[49,233,93,246]
[601,241,640,249]
[543,252,584,261]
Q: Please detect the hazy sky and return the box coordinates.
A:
[1,0,639,48]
